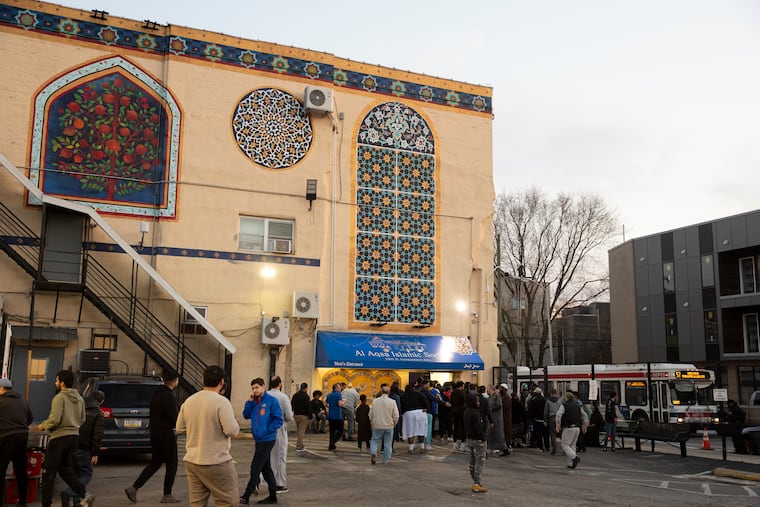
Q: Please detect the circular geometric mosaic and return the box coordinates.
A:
[232,88,313,169]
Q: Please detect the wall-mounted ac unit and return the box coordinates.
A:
[292,292,319,319]
[182,306,208,335]
[304,86,334,114]
[269,239,292,254]
[261,317,290,345]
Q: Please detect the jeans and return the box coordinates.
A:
[424,413,433,445]
[467,439,487,485]
[132,431,178,495]
[341,406,355,439]
[0,433,29,505]
[66,450,93,506]
[604,421,616,449]
[311,413,326,433]
[242,439,276,500]
[370,428,394,463]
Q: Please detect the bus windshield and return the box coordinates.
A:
[670,381,697,405]
[669,380,715,405]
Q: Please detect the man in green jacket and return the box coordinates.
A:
[38,370,95,507]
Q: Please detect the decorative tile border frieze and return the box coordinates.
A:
[0,3,492,114]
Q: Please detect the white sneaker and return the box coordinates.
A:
[424,444,432,451]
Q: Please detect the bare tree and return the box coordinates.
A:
[494,187,619,367]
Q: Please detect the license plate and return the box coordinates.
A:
[124,418,141,428]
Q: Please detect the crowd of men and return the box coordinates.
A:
[0,367,628,506]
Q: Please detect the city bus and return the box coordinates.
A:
[515,363,720,428]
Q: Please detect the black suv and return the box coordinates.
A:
[80,375,165,454]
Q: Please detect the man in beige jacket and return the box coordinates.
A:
[176,365,240,507]
[369,384,400,465]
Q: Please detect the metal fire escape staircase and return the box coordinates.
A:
[0,153,236,394]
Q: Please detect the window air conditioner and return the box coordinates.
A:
[270,239,292,254]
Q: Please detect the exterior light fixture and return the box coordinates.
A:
[306,179,317,210]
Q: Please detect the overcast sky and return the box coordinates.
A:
[68,0,760,242]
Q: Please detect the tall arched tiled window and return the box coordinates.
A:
[353,102,436,325]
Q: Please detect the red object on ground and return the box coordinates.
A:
[4,478,37,504]
[702,427,712,450]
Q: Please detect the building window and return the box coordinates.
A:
[744,313,759,353]
[740,257,756,294]
[738,366,760,404]
[91,334,117,351]
[663,262,675,292]
[29,358,47,381]
[665,314,678,346]
[239,217,294,254]
[704,310,718,344]
[182,306,208,335]
[701,255,714,287]
[352,102,436,325]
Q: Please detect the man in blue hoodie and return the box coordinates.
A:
[240,377,283,505]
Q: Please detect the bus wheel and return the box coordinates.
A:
[632,411,649,424]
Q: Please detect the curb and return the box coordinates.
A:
[714,467,760,482]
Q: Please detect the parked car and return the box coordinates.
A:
[80,375,165,454]
[743,427,760,455]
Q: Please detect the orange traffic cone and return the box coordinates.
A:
[702,427,712,450]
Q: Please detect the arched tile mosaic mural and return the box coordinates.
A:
[232,88,313,169]
[29,56,180,218]
[353,102,437,325]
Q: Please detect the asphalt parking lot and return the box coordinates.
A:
[20,430,760,506]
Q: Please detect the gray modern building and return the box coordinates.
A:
[609,209,760,403]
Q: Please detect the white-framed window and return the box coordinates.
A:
[744,313,759,353]
[239,217,294,253]
[740,257,756,294]
[182,306,208,335]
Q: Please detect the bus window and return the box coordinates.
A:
[600,381,620,403]
[556,381,570,396]
[577,381,589,403]
[624,381,647,406]
[670,381,697,405]
[696,381,715,405]
[650,383,658,408]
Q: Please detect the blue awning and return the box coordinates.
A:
[315,331,484,371]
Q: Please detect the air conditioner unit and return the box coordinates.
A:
[270,239,292,254]
[78,349,110,374]
[304,86,334,114]
[292,292,319,319]
[261,317,290,345]
[182,306,208,335]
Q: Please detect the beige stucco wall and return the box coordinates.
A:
[0,0,496,414]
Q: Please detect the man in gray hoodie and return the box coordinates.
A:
[543,389,562,455]
[38,370,95,507]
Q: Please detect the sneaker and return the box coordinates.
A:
[471,484,488,493]
[371,454,376,465]
[602,447,607,452]
[160,495,182,503]
[124,486,137,503]
[571,456,581,469]
[240,498,250,505]
[424,444,432,451]
[81,494,96,507]
[257,497,278,504]
[275,486,288,494]
[61,492,71,507]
